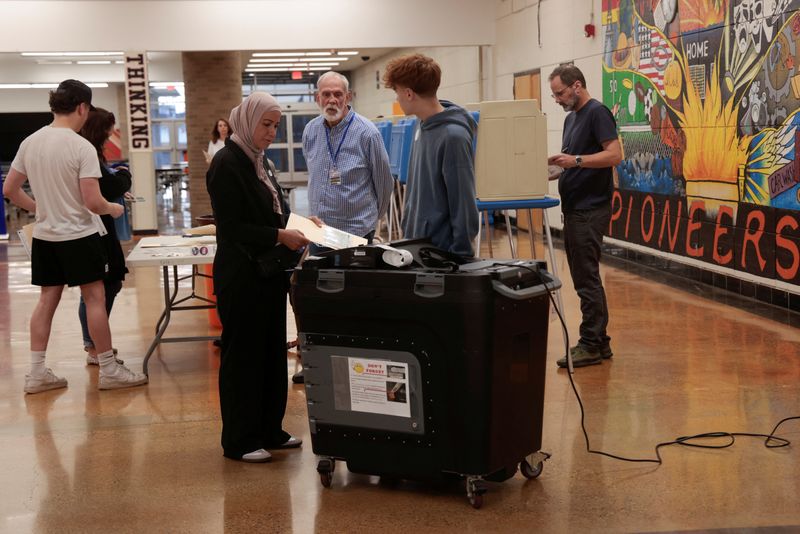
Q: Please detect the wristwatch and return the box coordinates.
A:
[575,155,583,167]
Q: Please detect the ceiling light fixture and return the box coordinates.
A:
[21,51,124,57]
[0,82,109,89]
[249,57,344,63]
[245,67,314,72]
[251,52,307,57]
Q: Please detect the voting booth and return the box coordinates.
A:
[474,99,549,201]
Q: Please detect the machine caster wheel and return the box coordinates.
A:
[469,493,483,509]
[320,471,332,488]
[520,459,543,479]
[466,477,486,509]
[316,458,335,488]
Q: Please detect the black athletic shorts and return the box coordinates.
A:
[31,233,109,287]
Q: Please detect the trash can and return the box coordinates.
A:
[291,245,560,507]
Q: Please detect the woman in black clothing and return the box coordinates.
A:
[77,108,129,365]
[206,92,310,463]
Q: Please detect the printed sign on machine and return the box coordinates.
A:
[345,357,410,418]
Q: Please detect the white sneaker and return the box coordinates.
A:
[98,362,148,390]
[85,347,123,366]
[241,449,272,463]
[24,368,68,394]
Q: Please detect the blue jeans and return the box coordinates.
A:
[563,205,611,350]
[78,279,123,348]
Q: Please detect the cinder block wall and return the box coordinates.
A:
[182,51,242,223]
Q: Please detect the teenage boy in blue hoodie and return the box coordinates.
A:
[383,54,479,257]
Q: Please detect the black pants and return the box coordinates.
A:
[563,205,611,350]
[216,272,290,458]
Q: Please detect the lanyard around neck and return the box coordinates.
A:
[326,113,355,168]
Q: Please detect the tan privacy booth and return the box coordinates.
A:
[474,99,548,201]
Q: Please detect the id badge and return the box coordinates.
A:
[329,168,342,185]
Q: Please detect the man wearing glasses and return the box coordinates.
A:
[547,65,622,369]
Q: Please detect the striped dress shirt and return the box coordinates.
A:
[302,108,393,238]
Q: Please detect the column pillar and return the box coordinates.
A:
[182,51,242,224]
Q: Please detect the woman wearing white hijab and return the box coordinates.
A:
[207,92,309,463]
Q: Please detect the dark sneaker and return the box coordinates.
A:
[571,344,613,359]
[557,346,602,368]
[292,368,305,384]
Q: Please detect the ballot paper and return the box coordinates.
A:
[17,222,35,259]
[183,224,216,236]
[286,213,367,250]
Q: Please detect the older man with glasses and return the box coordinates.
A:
[547,65,622,369]
[295,71,393,383]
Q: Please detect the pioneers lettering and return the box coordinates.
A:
[609,189,800,284]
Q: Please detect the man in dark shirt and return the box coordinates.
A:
[547,65,622,368]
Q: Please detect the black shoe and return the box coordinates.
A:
[292,369,305,384]
[557,345,602,368]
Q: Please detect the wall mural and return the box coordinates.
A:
[602,0,800,287]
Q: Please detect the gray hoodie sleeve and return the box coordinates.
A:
[442,127,479,257]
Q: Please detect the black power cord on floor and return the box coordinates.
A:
[491,262,800,464]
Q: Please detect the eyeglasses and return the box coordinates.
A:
[551,82,576,99]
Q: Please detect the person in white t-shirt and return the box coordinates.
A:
[3,79,148,394]
[204,118,232,164]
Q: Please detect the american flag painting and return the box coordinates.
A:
[637,23,674,94]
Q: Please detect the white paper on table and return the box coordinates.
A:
[139,236,217,248]
[286,213,367,250]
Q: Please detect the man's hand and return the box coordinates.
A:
[308,216,325,228]
[548,153,577,169]
[547,165,563,181]
[108,203,124,219]
[278,229,310,251]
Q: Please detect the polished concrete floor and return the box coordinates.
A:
[1,195,800,533]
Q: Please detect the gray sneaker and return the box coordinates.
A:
[24,368,68,394]
[99,362,148,390]
[557,345,602,368]
[571,344,613,359]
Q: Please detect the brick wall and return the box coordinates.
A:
[182,51,242,223]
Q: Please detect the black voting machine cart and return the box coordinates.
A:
[291,242,560,508]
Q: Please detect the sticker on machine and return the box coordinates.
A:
[346,357,410,418]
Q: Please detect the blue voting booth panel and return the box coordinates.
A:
[389,118,417,184]
[376,121,392,154]
[470,111,480,153]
